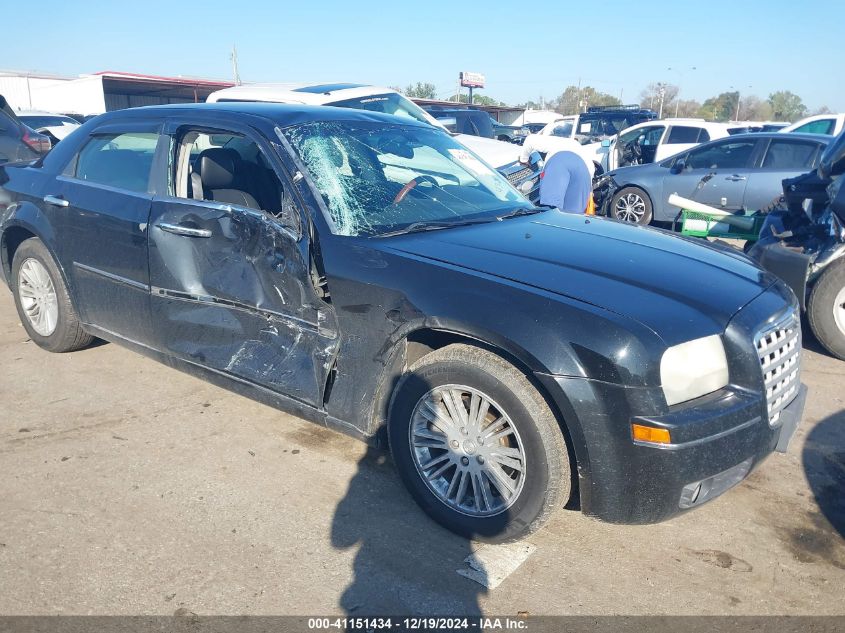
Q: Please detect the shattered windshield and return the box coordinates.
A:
[283,121,529,237]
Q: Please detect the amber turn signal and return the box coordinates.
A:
[631,423,671,444]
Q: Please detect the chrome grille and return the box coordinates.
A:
[755,311,801,426]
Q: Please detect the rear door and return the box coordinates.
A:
[49,122,163,344]
[147,118,339,407]
[744,137,825,211]
[663,137,760,215]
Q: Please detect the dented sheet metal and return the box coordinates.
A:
[148,196,338,408]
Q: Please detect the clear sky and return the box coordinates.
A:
[5,0,843,111]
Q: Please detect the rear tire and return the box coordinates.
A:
[388,344,570,542]
[807,259,845,361]
[610,186,653,225]
[11,238,94,353]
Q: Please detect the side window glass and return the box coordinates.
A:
[74,132,159,193]
[794,119,835,135]
[698,129,710,142]
[642,126,665,146]
[762,140,821,169]
[666,126,701,144]
[686,140,757,170]
[174,130,286,215]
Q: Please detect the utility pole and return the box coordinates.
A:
[576,77,582,114]
[658,83,666,118]
[230,45,241,86]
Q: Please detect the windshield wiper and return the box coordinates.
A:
[495,206,547,221]
[375,217,499,238]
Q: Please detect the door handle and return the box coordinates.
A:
[43,194,69,207]
[155,222,212,238]
[725,175,747,182]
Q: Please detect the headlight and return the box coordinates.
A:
[660,335,729,406]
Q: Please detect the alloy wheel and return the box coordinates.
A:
[409,385,526,517]
[615,192,647,223]
[18,258,58,336]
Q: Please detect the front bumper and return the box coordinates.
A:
[536,282,806,524]
[537,375,807,524]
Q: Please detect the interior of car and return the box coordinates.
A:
[177,131,285,215]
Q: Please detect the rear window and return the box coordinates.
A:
[74,132,159,193]
[762,139,821,169]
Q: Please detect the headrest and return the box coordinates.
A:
[198,148,237,189]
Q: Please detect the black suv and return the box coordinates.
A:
[575,104,658,143]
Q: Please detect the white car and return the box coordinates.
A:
[602,119,741,171]
[520,106,660,174]
[207,83,541,200]
[780,113,845,136]
[16,111,81,144]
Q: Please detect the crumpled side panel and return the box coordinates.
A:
[149,197,339,407]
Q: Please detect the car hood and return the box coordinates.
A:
[381,212,775,346]
[455,134,521,169]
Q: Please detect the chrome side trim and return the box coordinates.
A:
[73,262,149,291]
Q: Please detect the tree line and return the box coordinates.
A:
[395,81,828,123]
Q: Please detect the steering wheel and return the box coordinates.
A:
[393,175,440,205]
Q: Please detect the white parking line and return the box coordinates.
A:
[457,542,537,589]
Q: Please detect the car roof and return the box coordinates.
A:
[83,101,431,129]
[206,82,397,105]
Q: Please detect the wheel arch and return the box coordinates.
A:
[369,324,587,506]
[1,212,73,299]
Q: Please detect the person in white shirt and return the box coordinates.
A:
[519,134,595,178]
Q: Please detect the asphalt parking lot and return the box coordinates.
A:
[0,290,843,616]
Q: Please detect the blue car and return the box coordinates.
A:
[594,132,831,225]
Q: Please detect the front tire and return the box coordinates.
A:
[610,186,653,225]
[807,259,845,361]
[388,344,570,542]
[11,238,94,353]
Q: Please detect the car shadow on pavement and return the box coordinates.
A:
[802,409,845,539]
[330,370,502,615]
[331,445,488,615]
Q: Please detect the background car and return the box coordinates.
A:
[0,97,51,163]
[15,111,81,145]
[521,105,658,175]
[780,113,845,137]
[605,119,742,171]
[207,83,542,201]
[594,132,830,224]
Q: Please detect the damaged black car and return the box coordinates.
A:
[0,103,807,542]
[750,129,845,360]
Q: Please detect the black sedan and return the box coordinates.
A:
[594,132,830,225]
[0,103,806,541]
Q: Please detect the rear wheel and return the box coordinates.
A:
[389,344,570,542]
[610,186,653,224]
[807,260,845,360]
[11,238,93,352]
